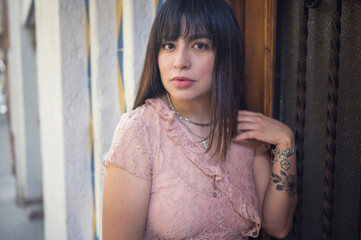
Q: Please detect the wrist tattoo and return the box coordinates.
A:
[271,146,296,171]
[278,156,291,171]
[271,170,297,196]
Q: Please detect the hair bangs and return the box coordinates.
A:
[156,1,215,46]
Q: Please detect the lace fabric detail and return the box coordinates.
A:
[103,98,268,239]
[103,109,155,180]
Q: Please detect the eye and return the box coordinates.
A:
[161,43,175,50]
[193,42,208,50]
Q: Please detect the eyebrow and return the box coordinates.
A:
[186,33,211,42]
[161,33,211,43]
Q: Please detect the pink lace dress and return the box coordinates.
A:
[104,98,269,239]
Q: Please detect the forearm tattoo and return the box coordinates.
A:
[271,170,297,196]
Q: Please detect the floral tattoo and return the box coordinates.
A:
[271,170,297,196]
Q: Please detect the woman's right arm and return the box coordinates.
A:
[102,164,151,240]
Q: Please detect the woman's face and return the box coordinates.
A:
[158,24,215,104]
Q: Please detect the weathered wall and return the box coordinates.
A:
[35,0,92,239]
[88,0,119,237]
[123,0,155,109]
[6,0,159,239]
[7,0,42,208]
[277,0,361,239]
[332,1,361,238]
[89,0,155,238]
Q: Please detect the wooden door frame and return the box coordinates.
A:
[227,1,277,240]
[227,0,276,118]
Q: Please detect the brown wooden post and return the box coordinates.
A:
[228,0,277,239]
[243,0,276,117]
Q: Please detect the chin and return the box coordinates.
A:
[167,91,211,103]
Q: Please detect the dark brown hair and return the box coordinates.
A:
[133,0,245,161]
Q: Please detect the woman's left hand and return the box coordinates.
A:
[233,110,295,149]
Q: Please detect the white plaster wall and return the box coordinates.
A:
[20,12,42,201]
[35,0,67,238]
[58,1,93,237]
[21,0,33,24]
[7,0,42,203]
[123,0,155,109]
[87,1,156,238]
[89,1,120,238]
[7,0,27,199]
[35,0,92,239]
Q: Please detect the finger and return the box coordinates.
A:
[237,114,268,126]
[233,130,256,142]
[237,122,259,131]
[237,115,263,123]
[238,110,264,117]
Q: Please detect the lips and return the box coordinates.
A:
[171,76,195,88]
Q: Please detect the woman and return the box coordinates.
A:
[103,0,297,239]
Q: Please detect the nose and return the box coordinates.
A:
[173,46,190,70]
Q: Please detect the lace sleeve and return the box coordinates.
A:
[254,140,271,156]
[103,112,153,181]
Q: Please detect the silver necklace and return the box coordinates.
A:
[165,93,209,149]
[166,93,211,127]
[177,116,209,150]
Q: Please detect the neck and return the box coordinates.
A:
[165,93,212,124]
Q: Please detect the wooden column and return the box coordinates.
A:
[243,0,276,117]
[228,0,276,117]
[228,0,277,239]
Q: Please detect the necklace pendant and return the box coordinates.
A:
[201,140,208,150]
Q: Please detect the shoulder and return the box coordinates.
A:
[228,139,270,165]
[253,140,270,156]
[232,139,269,152]
[124,97,167,120]
[230,139,255,155]
[116,97,165,131]
[110,97,170,154]
[103,98,166,180]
